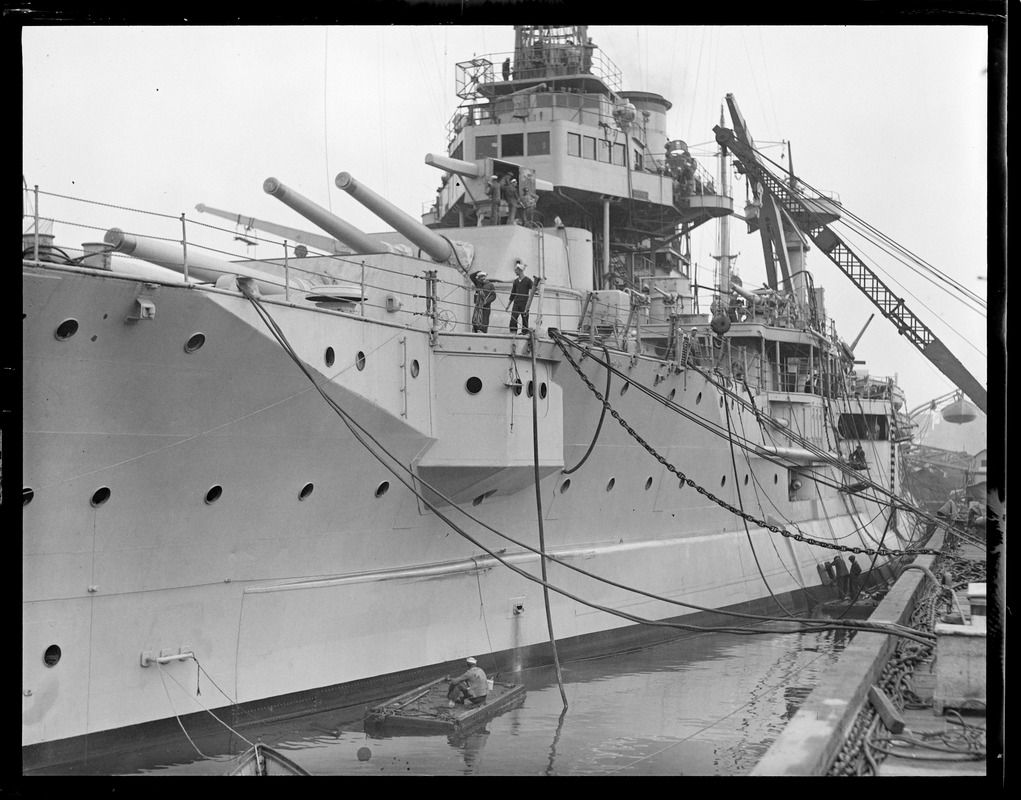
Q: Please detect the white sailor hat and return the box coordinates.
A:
[466,657,477,664]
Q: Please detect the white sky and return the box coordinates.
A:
[22,23,995,414]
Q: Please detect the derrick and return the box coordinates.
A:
[714,104,986,415]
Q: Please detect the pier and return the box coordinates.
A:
[752,526,991,777]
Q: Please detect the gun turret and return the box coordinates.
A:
[263,178,387,256]
[335,172,453,264]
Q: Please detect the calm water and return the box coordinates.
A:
[38,622,852,776]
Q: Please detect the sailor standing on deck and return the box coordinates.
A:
[470,271,496,333]
[500,174,519,224]
[448,657,488,707]
[506,260,534,334]
[831,554,850,599]
[486,175,502,226]
[848,555,863,596]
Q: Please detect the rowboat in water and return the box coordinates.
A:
[364,676,526,735]
[227,743,310,776]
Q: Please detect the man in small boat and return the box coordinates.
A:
[448,657,488,707]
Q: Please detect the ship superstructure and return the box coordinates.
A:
[23,26,939,771]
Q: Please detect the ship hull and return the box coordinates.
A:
[23,265,897,770]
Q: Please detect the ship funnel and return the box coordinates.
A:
[263,177,383,255]
[335,172,453,264]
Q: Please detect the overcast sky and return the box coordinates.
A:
[22,23,995,414]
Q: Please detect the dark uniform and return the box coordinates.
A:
[507,265,534,333]
[832,555,850,598]
[470,271,496,333]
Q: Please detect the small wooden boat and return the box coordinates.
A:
[227,742,310,776]
[364,676,526,735]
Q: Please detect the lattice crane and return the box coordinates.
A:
[714,94,987,415]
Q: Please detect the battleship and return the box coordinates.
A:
[22,25,986,770]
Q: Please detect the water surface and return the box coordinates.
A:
[40,622,852,776]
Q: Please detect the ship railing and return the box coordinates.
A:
[22,185,446,330]
[670,158,718,199]
[458,49,622,102]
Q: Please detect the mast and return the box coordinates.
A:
[717,105,732,299]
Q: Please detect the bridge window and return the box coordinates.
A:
[567,132,581,157]
[527,131,550,155]
[598,139,612,163]
[475,135,498,159]
[501,133,524,157]
[612,143,625,166]
[451,142,463,161]
[583,136,596,160]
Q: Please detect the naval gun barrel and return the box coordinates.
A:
[263,177,382,255]
[731,281,764,304]
[335,172,452,263]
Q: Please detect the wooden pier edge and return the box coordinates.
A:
[751,531,946,776]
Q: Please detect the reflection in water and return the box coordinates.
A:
[39,622,852,776]
[454,728,490,774]
[545,706,569,776]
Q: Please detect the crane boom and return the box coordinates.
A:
[714,115,986,415]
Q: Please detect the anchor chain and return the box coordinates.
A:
[549,330,947,560]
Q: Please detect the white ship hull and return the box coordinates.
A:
[23,262,900,768]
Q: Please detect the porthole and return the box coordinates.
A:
[472,489,497,507]
[527,380,534,398]
[102,313,108,320]
[205,485,223,504]
[668,388,676,402]
[606,478,615,492]
[375,481,390,498]
[23,488,34,506]
[325,347,335,367]
[696,392,702,405]
[299,482,314,501]
[90,335,97,342]
[559,478,571,494]
[644,477,653,490]
[511,379,522,396]
[539,382,548,399]
[356,351,366,371]
[90,487,111,507]
[410,359,420,378]
[185,333,205,353]
[466,376,483,394]
[721,475,727,487]
[55,319,79,341]
[620,382,630,396]
[43,645,61,668]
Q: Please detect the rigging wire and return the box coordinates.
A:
[556,331,948,529]
[723,387,798,616]
[237,287,934,643]
[323,29,332,215]
[747,143,987,317]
